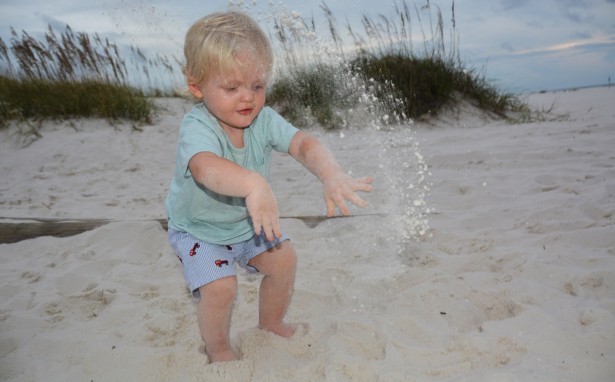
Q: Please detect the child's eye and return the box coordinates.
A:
[224,86,238,92]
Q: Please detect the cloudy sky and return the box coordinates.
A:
[1,0,614,93]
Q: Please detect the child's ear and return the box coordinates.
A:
[188,83,203,99]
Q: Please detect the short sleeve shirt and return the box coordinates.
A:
[165,104,298,245]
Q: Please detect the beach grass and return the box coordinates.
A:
[352,54,524,120]
[0,1,526,129]
[267,1,526,128]
[0,76,153,124]
[0,25,156,126]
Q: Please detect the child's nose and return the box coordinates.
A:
[240,87,255,102]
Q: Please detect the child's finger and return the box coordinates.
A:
[252,217,263,236]
[353,181,373,192]
[259,222,274,242]
[347,192,367,208]
[355,176,374,184]
[258,215,281,242]
[271,219,282,241]
[264,227,275,242]
[326,198,337,217]
[334,197,350,216]
[353,177,373,192]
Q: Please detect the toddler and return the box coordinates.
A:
[166,11,372,363]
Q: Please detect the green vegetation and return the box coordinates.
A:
[0,1,527,130]
[0,25,156,126]
[352,54,523,120]
[0,76,152,122]
[268,1,526,128]
[268,64,340,129]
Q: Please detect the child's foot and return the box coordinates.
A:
[206,349,236,363]
[259,322,308,338]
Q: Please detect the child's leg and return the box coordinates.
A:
[197,276,238,362]
[248,240,298,337]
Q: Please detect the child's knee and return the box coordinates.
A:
[249,241,297,275]
[269,242,297,274]
[283,244,297,269]
[200,276,237,304]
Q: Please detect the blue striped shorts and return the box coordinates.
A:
[167,228,289,297]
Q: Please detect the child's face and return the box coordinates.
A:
[189,53,267,133]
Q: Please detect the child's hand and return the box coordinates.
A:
[323,174,373,217]
[288,131,373,217]
[245,182,282,241]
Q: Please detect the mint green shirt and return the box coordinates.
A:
[165,104,298,245]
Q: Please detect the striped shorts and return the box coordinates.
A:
[167,228,289,297]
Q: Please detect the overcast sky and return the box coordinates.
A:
[1,0,614,93]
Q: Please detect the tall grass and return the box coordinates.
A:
[267,5,407,130]
[0,25,156,125]
[267,0,526,128]
[268,64,350,129]
[1,1,526,129]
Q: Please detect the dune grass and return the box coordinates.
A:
[0,76,153,123]
[0,1,526,130]
[268,1,526,128]
[352,54,523,120]
[0,25,156,126]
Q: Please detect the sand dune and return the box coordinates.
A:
[1,87,614,381]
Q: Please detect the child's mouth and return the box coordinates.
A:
[238,109,252,115]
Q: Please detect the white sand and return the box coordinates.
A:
[1,87,614,381]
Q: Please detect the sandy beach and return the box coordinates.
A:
[1,86,614,381]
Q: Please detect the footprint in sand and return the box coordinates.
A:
[143,297,192,348]
[468,290,525,322]
[130,285,160,301]
[578,306,613,327]
[398,242,438,268]
[21,271,43,284]
[563,272,607,298]
[534,174,560,192]
[330,321,386,361]
[436,290,525,334]
[430,336,527,375]
[44,284,116,323]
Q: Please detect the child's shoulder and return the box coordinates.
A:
[256,106,292,127]
[182,104,219,128]
[185,102,209,119]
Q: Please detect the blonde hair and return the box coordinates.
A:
[183,11,273,85]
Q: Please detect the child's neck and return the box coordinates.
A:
[221,124,245,148]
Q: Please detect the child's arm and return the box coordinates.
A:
[288,131,373,216]
[189,152,282,241]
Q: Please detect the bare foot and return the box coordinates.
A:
[259,322,308,338]
[206,349,236,363]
